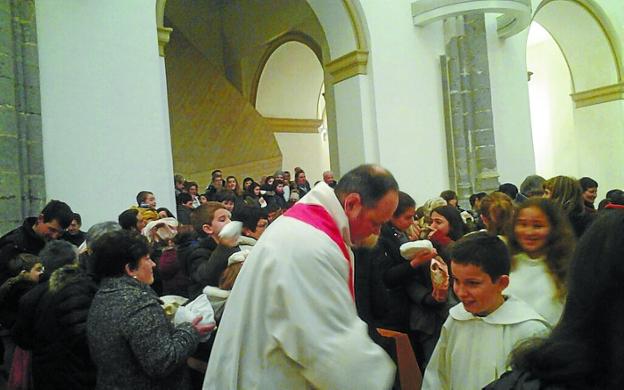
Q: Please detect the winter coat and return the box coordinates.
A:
[198,244,240,289]
[61,230,86,247]
[377,223,419,331]
[87,276,199,390]
[12,265,98,390]
[159,247,191,297]
[0,217,46,285]
[0,276,37,329]
[182,236,217,299]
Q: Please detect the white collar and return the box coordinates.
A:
[450,295,550,327]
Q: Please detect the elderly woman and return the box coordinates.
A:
[87,230,212,389]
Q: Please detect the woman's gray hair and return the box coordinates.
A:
[86,221,122,248]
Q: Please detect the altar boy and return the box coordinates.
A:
[422,232,550,390]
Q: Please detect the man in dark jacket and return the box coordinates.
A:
[0,200,73,287]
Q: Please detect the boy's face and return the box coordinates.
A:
[451,261,509,316]
[203,208,231,238]
[26,263,44,283]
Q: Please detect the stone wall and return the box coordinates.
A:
[441,14,500,200]
[0,0,44,235]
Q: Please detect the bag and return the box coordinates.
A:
[174,294,215,342]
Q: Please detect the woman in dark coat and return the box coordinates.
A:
[87,230,213,390]
[12,240,97,390]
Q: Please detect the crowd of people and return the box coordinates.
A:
[0,164,621,389]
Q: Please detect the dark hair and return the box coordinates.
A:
[606,189,622,200]
[439,190,457,203]
[177,192,192,205]
[185,181,198,192]
[91,230,150,278]
[211,169,222,178]
[135,191,153,206]
[608,190,624,205]
[498,183,519,199]
[8,253,40,276]
[233,206,268,233]
[40,200,73,229]
[509,210,624,388]
[39,240,78,275]
[579,177,598,191]
[216,190,237,203]
[72,213,82,225]
[451,232,510,281]
[118,209,139,230]
[334,164,399,208]
[507,198,575,298]
[156,207,174,218]
[394,191,416,217]
[246,182,261,195]
[469,192,487,208]
[431,205,465,241]
[242,177,254,189]
[520,175,546,197]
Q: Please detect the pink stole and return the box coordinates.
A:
[284,203,354,300]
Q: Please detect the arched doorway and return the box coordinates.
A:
[526,0,624,192]
[159,0,373,186]
[255,41,329,183]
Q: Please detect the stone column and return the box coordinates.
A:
[0,0,45,235]
[440,14,499,200]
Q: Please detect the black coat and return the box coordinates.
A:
[0,217,46,285]
[377,223,419,331]
[181,236,217,299]
[484,370,568,390]
[13,265,98,390]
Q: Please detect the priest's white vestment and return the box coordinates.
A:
[203,183,395,389]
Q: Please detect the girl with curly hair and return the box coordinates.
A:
[505,198,575,326]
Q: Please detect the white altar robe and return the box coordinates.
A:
[203,183,395,390]
[422,295,550,390]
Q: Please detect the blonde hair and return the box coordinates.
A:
[479,192,515,236]
[219,262,243,290]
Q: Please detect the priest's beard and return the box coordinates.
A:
[354,234,379,249]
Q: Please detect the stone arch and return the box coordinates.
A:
[250,32,323,108]
[532,0,623,102]
[157,0,376,176]
[526,0,624,192]
[254,40,329,186]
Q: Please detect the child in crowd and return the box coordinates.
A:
[422,232,549,390]
[0,254,43,328]
[506,198,574,326]
[186,202,234,299]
